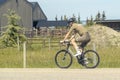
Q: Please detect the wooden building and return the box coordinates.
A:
[95,20,120,31]
[36,20,68,28]
[0,0,47,31]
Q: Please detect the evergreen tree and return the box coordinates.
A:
[95,11,101,21]
[102,11,106,20]
[0,10,26,48]
[77,14,81,24]
[90,15,94,25]
[72,14,76,19]
[72,14,77,22]
[86,17,89,26]
[86,16,94,26]
[55,15,58,21]
[64,15,67,21]
[61,16,63,21]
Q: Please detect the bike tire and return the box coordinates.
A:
[55,50,73,68]
[82,50,100,68]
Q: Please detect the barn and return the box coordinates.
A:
[0,0,47,31]
[95,20,120,31]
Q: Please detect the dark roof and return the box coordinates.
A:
[95,19,120,23]
[36,20,68,28]
[0,0,8,6]
[30,2,47,19]
[30,2,38,10]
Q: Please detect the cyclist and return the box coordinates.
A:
[61,18,91,56]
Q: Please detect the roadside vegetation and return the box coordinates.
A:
[0,37,120,68]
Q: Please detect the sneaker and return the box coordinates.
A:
[83,58,89,64]
[84,61,89,65]
[74,52,81,57]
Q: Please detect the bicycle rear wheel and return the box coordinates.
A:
[83,50,100,68]
[55,50,72,68]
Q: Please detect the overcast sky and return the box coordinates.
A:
[28,0,120,20]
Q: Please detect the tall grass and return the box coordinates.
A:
[0,48,23,68]
[0,40,120,68]
[97,46,120,68]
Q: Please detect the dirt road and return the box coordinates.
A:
[0,68,120,80]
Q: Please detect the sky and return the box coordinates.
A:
[28,0,120,20]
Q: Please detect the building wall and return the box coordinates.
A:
[0,0,12,27]
[0,0,35,31]
[17,0,33,31]
[0,0,47,31]
[96,20,120,31]
[33,3,47,21]
[99,22,120,31]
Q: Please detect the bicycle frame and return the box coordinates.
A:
[64,42,75,56]
[64,42,82,57]
[63,42,84,65]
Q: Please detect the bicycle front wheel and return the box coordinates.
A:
[83,50,100,68]
[55,50,72,68]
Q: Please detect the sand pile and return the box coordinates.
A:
[88,25,120,46]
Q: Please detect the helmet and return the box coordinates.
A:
[68,18,75,23]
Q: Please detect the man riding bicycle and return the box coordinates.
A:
[61,18,91,57]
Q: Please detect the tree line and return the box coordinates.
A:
[55,11,106,26]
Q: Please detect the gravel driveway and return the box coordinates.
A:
[0,68,120,80]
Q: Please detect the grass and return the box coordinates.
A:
[0,48,23,68]
[97,46,120,68]
[0,39,120,68]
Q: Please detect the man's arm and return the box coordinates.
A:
[63,26,74,41]
[63,30,71,41]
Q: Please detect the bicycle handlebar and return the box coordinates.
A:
[60,40,70,44]
[60,35,75,44]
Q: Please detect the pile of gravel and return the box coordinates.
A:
[87,25,120,46]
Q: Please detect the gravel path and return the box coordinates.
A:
[0,68,120,80]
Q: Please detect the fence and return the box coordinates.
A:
[27,38,62,49]
[23,38,62,68]
[0,28,68,38]
[24,28,68,38]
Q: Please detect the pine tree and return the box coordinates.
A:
[86,16,94,26]
[72,14,77,22]
[0,9,26,48]
[64,15,67,21]
[86,17,89,26]
[78,14,81,24]
[90,15,94,25]
[55,15,58,21]
[72,14,76,19]
[95,11,101,21]
[102,11,106,20]
[61,16,63,21]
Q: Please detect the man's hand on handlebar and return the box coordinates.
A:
[60,40,70,45]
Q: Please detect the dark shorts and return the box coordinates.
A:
[75,32,91,48]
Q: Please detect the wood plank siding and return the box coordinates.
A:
[95,20,120,31]
[32,2,47,21]
[0,0,47,31]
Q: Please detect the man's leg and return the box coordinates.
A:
[71,38,82,56]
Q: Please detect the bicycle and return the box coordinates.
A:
[55,40,100,68]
